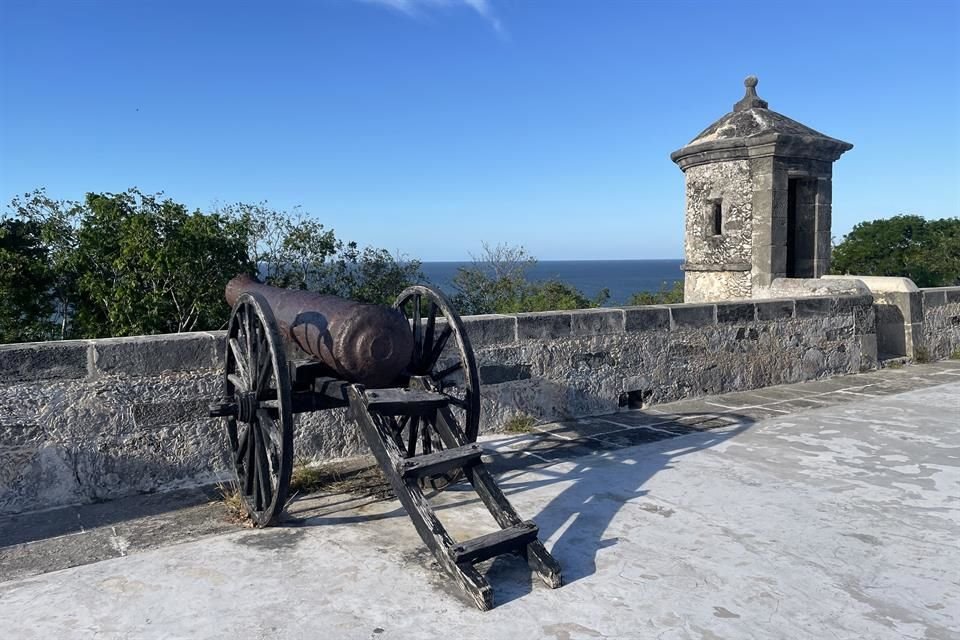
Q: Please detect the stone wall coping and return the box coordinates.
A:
[920,286,960,308]
[0,293,876,383]
[823,274,919,293]
[919,285,960,292]
[761,277,872,298]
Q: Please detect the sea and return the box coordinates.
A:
[419,259,683,306]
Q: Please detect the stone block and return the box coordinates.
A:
[92,333,219,377]
[834,294,873,312]
[922,290,947,308]
[854,305,877,335]
[209,330,227,365]
[0,341,90,383]
[478,364,531,385]
[570,309,624,336]
[752,172,774,191]
[669,304,716,329]
[132,398,214,428]
[623,307,670,333]
[515,311,572,341]
[461,315,516,348]
[795,297,835,318]
[716,302,756,324]
[756,299,795,321]
[767,219,789,247]
[857,333,878,371]
[816,179,832,205]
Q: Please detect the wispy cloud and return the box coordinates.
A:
[362,0,505,36]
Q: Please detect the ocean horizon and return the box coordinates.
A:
[419,259,683,306]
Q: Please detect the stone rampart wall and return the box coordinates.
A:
[920,287,960,360]
[1,294,877,515]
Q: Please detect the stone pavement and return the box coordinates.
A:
[1,361,959,639]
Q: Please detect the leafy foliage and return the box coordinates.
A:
[831,215,960,287]
[71,189,253,337]
[1,189,425,343]
[216,202,423,306]
[0,217,55,342]
[325,244,424,306]
[2,190,84,341]
[627,280,684,305]
[451,243,604,314]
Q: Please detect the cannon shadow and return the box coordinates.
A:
[477,414,753,605]
[291,402,755,607]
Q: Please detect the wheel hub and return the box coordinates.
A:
[237,391,259,423]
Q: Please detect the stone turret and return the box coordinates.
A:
[671,76,853,302]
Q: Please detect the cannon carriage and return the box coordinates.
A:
[209,275,561,609]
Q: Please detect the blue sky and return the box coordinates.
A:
[1,0,958,261]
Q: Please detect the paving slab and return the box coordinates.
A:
[2,364,959,639]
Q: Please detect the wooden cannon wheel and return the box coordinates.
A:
[394,285,481,490]
[222,291,294,526]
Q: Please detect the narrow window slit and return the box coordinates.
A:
[711,201,723,236]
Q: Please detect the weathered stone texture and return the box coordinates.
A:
[682,160,753,270]
[685,270,751,303]
[920,287,960,360]
[0,371,228,515]
[0,340,90,383]
[474,299,867,433]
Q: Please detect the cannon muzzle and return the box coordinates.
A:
[225,275,414,388]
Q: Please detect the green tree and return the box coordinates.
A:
[72,189,253,337]
[220,202,338,289]
[218,201,423,305]
[324,244,424,306]
[452,243,601,314]
[0,217,55,342]
[831,215,960,287]
[627,280,684,305]
[7,189,82,339]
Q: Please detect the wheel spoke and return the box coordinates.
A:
[422,302,437,367]
[227,373,246,392]
[406,416,420,458]
[247,316,259,392]
[258,411,281,450]
[229,338,249,384]
[426,325,453,371]
[235,423,250,464]
[256,345,272,394]
[411,294,422,371]
[243,424,255,496]
[446,395,468,408]
[242,306,253,366]
[433,361,463,380]
[252,454,262,509]
[255,422,273,510]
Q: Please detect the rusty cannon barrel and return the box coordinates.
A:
[225,274,414,388]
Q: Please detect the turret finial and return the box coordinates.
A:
[734,75,768,112]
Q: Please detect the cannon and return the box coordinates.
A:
[209,276,561,609]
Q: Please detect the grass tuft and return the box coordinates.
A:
[289,461,392,500]
[216,482,254,527]
[504,414,537,434]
